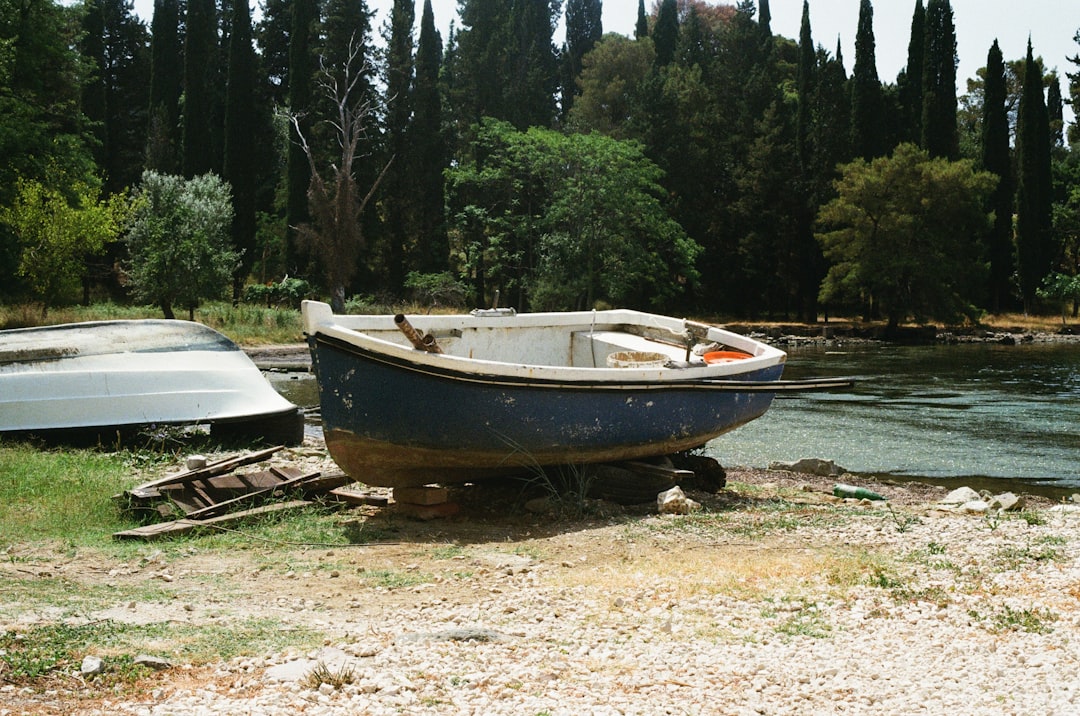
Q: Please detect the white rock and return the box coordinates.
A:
[960,500,990,514]
[940,486,981,505]
[81,655,104,676]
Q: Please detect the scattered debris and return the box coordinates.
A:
[657,486,701,515]
[113,446,361,541]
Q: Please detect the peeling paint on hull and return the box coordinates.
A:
[308,332,783,488]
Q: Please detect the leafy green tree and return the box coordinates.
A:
[567,34,655,140]
[146,0,182,173]
[1016,40,1055,313]
[850,0,883,160]
[921,0,957,159]
[1037,273,1080,326]
[125,171,239,320]
[816,143,995,328]
[445,120,700,311]
[0,0,97,297]
[1047,74,1064,151]
[1,175,131,316]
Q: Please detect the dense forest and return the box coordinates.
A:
[2,0,1079,325]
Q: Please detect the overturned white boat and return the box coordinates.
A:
[0,319,304,445]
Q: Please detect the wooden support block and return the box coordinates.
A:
[395,501,460,520]
[393,486,449,506]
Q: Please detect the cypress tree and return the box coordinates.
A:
[454,0,513,125]
[561,0,602,119]
[1047,75,1064,150]
[1068,31,1080,146]
[921,0,957,159]
[795,0,814,173]
[412,0,449,273]
[850,0,883,160]
[81,0,107,172]
[652,0,678,67]
[505,0,559,129]
[897,0,924,145]
[635,0,648,40]
[285,0,317,275]
[382,0,416,290]
[1015,40,1055,312]
[223,0,258,298]
[147,0,182,174]
[981,40,1013,312]
[254,0,291,104]
[182,0,216,177]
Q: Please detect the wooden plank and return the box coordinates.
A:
[181,470,322,520]
[113,500,312,541]
[124,446,284,499]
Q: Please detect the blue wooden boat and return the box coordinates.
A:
[302,300,799,487]
[300,300,820,490]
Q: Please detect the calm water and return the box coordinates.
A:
[707,341,1080,491]
[267,341,1080,491]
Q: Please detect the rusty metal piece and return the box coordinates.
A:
[394,314,442,353]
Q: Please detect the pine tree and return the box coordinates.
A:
[635,0,648,40]
[850,0,883,160]
[561,0,602,119]
[285,0,317,275]
[981,40,1013,312]
[921,0,957,159]
[146,0,182,174]
[223,0,259,298]
[411,0,449,274]
[1015,40,1055,312]
[897,0,924,145]
[182,0,216,177]
[652,0,678,67]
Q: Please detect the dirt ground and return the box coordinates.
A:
[5,449,1054,714]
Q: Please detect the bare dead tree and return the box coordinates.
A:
[291,34,393,311]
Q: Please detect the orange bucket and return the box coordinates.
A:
[703,350,752,364]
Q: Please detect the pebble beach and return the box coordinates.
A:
[31,459,1077,716]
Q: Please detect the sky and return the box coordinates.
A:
[132,0,1079,120]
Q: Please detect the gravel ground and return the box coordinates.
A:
[20,454,1072,716]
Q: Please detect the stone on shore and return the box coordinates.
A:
[768,458,846,477]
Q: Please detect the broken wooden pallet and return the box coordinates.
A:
[113,446,362,541]
[113,500,313,541]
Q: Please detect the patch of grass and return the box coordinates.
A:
[772,604,831,639]
[974,605,1059,634]
[429,544,467,560]
[992,540,1064,571]
[300,660,356,690]
[0,443,141,544]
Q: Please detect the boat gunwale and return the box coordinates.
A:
[302,301,786,385]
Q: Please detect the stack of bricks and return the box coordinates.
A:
[392,485,460,520]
